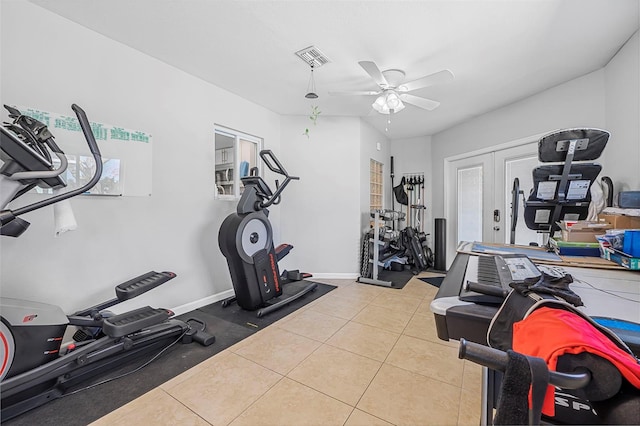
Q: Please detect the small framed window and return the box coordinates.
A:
[214,126,261,198]
[370,159,383,211]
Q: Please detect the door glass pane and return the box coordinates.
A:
[457,166,483,243]
[505,156,544,246]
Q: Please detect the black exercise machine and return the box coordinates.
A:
[0,104,215,421]
[218,150,316,317]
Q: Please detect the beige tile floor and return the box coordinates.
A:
[91,273,483,426]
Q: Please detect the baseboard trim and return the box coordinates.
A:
[171,289,235,316]
[171,273,360,315]
[310,272,359,280]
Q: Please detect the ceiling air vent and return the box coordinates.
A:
[295,46,330,68]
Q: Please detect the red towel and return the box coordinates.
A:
[512,307,640,417]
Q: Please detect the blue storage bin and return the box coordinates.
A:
[623,230,640,257]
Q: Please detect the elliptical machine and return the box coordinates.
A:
[0,104,215,421]
[218,150,316,317]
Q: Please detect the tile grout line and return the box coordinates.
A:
[175,278,452,426]
[342,281,409,421]
[164,389,215,425]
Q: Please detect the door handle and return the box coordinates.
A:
[494,209,500,222]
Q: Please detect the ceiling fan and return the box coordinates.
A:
[330,61,454,114]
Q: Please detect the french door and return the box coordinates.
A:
[445,142,541,268]
[495,144,544,247]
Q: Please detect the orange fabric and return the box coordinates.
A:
[512,307,640,417]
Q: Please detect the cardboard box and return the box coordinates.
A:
[600,246,640,270]
[599,213,640,230]
[560,220,612,243]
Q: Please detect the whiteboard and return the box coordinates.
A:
[14,106,152,197]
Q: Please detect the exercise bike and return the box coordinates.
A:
[218,150,316,317]
[0,104,215,421]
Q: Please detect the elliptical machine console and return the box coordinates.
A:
[218,150,316,317]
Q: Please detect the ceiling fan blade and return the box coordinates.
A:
[400,69,454,92]
[399,94,440,111]
[358,61,388,88]
[328,90,381,96]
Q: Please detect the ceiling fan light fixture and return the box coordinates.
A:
[372,95,389,114]
[372,91,405,114]
[332,60,452,116]
[386,92,401,109]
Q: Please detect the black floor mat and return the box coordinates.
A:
[372,267,419,289]
[4,280,335,426]
[419,276,445,288]
[198,280,336,331]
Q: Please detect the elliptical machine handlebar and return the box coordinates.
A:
[260,149,294,177]
[72,104,102,158]
[257,150,299,209]
[0,104,103,225]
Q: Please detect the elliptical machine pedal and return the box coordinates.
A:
[280,269,313,284]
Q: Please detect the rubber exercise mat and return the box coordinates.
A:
[197,280,336,331]
[375,268,418,289]
[5,281,335,426]
[419,276,445,288]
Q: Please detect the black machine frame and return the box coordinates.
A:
[0,104,215,420]
[218,150,317,317]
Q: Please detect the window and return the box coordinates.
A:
[214,127,261,198]
[370,159,383,211]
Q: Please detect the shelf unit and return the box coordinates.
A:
[215,147,235,195]
[357,211,393,287]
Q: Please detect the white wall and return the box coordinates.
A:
[390,136,433,244]
[1,1,393,318]
[431,71,606,265]
[5,1,635,315]
[431,69,607,220]
[278,115,364,277]
[430,29,639,259]
[0,1,282,314]
[603,31,640,196]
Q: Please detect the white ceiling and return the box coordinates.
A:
[29,0,640,139]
